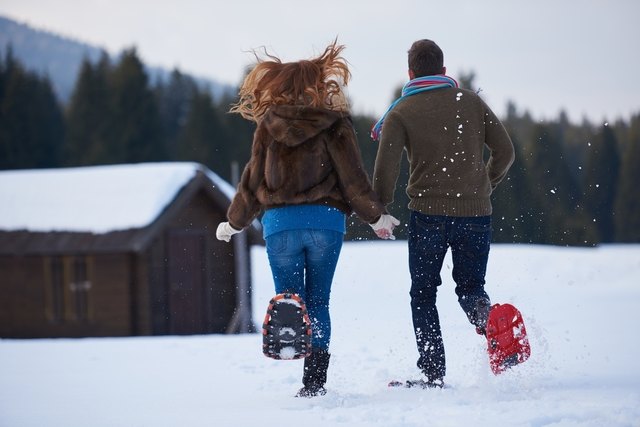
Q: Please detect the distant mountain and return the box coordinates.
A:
[0,15,235,103]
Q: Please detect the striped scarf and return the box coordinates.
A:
[370,75,459,141]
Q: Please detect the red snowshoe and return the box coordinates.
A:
[485,303,531,374]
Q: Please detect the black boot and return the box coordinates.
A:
[471,298,491,335]
[296,349,330,398]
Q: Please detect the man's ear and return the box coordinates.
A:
[442,66,447,75]
[408,69,415,79]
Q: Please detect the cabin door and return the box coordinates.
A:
[167,230,206,334]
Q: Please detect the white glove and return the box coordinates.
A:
[216,222,241,242]
[370,214,400,240]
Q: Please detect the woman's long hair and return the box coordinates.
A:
[230,40,351,122]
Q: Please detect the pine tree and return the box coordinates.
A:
[108,48,164,163]
[213,92,254,181]
[497,106,542,243]
[491,135,537,243]
[583,124,621,242]
[524,123,597,245]
[64,52,111,165]
[155,69,198,160]
[614,114,640,242]
[457,70,477,92]
[177,88,222,168]
[0,47,64,169]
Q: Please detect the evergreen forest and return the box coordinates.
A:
[1,48,638,245]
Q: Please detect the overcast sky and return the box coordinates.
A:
[1,0,638,124]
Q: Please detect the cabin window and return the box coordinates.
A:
[70,256,91,322]
[50,256,65,322]
[47,256,92,323]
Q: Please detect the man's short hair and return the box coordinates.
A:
[408,39,444,77]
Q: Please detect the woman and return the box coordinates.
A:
[216,41,399,397]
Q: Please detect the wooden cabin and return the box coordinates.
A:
[0,162,261,338]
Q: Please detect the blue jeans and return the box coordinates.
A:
[265,229,343,351]
[408,212,492,380]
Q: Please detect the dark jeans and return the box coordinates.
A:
[408,211,492,380]
[265,229,343,351]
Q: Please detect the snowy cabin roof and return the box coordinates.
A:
[0,162,235,233]
[0,162,258,255]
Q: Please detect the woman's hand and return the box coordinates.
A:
[370,214,400,240]
[216,222,242,242]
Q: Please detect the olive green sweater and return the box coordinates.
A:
[373,87,514,217]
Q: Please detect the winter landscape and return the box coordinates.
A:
[1,241,639,427]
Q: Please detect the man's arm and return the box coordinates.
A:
[373,112,407,205]
[483,105,515,189]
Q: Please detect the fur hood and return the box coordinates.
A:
[262,105,343,147]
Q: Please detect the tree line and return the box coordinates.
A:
[1,47,638,245]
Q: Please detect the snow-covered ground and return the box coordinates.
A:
[1,242,639,427]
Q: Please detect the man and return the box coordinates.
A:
[372,39,515,387]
